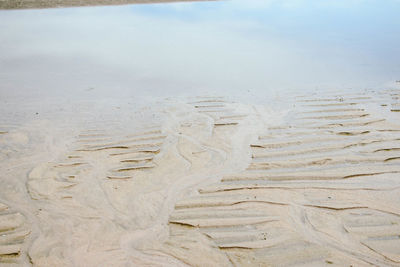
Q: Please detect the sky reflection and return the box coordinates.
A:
[0,0,399,100]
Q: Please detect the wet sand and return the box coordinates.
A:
[0,0,212,9]
[1,87,400,266]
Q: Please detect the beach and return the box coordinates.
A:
[0,0,211,9]
[1,86,400,266]
[1,1,400,266]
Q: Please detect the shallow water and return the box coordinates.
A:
[1,0,400,101]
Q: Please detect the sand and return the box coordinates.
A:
[0,0,212,9]
[1,87,400,266]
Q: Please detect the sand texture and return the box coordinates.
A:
[1,88,400,266]
[0,0,211,9]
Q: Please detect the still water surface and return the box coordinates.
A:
[0,0,399,100]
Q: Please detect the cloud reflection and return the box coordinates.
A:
[0,0,399,100]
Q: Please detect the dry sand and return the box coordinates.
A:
[0,0,214,9]
[1,87,400,266]
[0,0,212,9]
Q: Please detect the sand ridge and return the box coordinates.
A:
[1,89,400,266]
[162,90,400,266]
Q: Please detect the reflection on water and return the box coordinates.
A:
[0,0,399,100]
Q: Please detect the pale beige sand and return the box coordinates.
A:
[0,0,212,9]
[1,88,400,266]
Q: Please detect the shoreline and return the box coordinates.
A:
[0,0,214,10]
